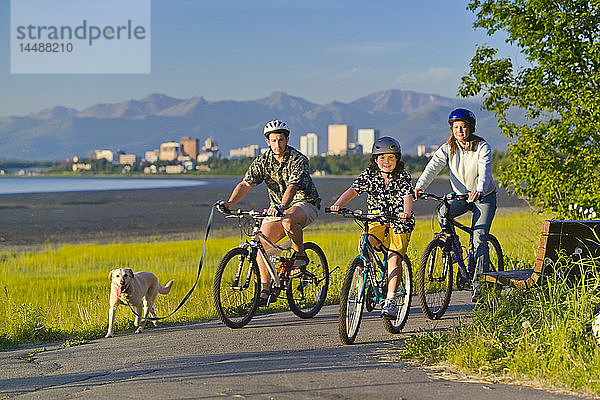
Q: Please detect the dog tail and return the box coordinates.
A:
[159,280,174,295]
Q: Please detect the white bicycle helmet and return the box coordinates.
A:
[263,119,290,137]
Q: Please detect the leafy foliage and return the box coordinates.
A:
[460,0,600,218]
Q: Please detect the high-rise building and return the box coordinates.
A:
[417,144,440,157]
[145,150,159,163]
[357,129,379,154]
[300,133,318,157]
[159,141,180,161]
[229,144,259,159]
[91,149,114,162]
[180,136,198,160]
[328,124,352,155]
[119,153,137,166]
[202,137,219,152]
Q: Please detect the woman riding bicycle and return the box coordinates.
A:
[414,108,497,303]
[330,137,415,318]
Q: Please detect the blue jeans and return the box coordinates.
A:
[438,192,497,293]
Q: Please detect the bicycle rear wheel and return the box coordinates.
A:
[339,257,367,345]
[418,239,453,320]
[287,242,329,319]
[383,255,412,333]
[213,247,260,328]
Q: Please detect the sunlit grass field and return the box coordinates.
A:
[5,209,600,397]
[0,210,547,349]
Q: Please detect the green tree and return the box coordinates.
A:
[460,0,600,219]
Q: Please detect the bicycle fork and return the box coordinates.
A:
[230,251,255,291]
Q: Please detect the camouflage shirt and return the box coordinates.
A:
[351,168,415,234]
[243,146,321,209]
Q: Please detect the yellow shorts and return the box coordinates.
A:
[366,222,411,256]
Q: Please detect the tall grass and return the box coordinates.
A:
[0,211,545,350]
[402,255,600,397]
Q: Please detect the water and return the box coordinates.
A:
[0,177,207,195]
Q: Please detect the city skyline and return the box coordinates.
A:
[86,125,434,165]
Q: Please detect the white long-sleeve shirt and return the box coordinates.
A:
[415,139,497,196]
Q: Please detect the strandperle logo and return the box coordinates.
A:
[15,19,147,46]
[11,0,150,74]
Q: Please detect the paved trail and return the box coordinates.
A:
[0,292,584,399]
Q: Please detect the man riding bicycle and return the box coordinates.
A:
[216,119,321,306]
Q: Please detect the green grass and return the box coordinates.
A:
[14,209,600,394]
[7,209,599,395]
[402,254,600,397]
[0,211,546,350]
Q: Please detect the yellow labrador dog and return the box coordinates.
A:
[105,267,174,338]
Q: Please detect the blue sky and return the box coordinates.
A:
[0,0,521,117]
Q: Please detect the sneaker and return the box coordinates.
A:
[381,298,398,319]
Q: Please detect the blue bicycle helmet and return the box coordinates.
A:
[448,108,476,132]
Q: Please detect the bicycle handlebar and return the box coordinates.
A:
[214,203,269,218]
[324,207,401,222]
[419,192,469,202]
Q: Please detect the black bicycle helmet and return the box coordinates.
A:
[448,108,476,132]
[371,136,401,157]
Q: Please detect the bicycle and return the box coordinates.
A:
[326,207,412,345]
[213,206,329,328]
[417,192,504,320]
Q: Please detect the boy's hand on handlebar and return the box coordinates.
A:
[265,205,285,217]
[329,204,342,214]
[414,188,423,199]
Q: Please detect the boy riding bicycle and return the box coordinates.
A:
[329,137,414,318]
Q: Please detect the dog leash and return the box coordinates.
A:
[125,206,215,321]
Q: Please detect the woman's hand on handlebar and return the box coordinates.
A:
[468,191,482,202]
[414,187,423,199]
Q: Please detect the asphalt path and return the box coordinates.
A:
[0,291,585,400]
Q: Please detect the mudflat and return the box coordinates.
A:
[0,177,527,247]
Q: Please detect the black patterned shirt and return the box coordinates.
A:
[351,168,415,233]
[243,146,321,208]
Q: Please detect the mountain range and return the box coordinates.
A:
[0,89,509,161]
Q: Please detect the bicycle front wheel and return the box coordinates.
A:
[213,247,260,329]
[383,255,412,334]
[487,234,504,272]
[339,257,367,345]
[418,239,453,320]
[287,242,329,319]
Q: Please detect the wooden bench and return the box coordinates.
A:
[479,220,600,289]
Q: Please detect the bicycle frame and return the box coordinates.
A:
[214,206,330,328]
[430,193,475,282]
[357,227,389,306]
[227,212,289,291]
[328,208,394,306]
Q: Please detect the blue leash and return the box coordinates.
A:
[127,206,215,321]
